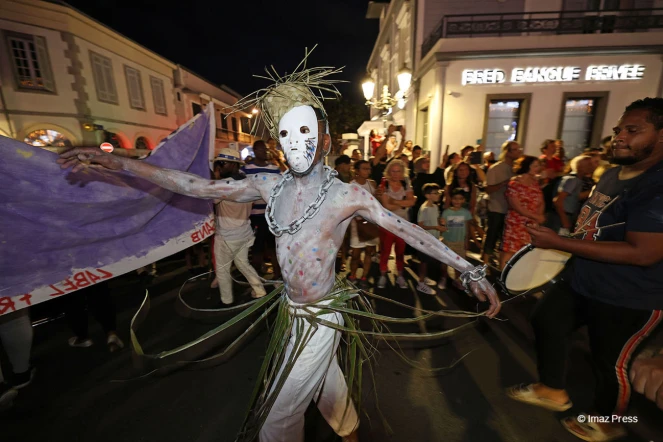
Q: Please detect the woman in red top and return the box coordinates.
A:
[369,130,384,156]
[500,156,546,269]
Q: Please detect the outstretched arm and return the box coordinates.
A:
[353,194,500,317]
[57,147,261,202]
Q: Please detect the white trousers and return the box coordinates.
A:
[0,309,33,383]
[214,235,266,304]
[259,300,359,442]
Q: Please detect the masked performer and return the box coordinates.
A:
[57,52,500,442]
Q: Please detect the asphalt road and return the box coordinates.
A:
[2,254,662,442]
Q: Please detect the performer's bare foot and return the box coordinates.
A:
[342,429,359,442]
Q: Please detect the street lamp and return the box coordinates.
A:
[361,76,376,102]
[397,65,412,93]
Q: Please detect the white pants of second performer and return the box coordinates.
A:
[214,235,266,304]
[259,300,359,442]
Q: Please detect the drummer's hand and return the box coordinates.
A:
[525,223,562,249]
[469,279,501,318]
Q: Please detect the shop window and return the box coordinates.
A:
[484,100,523,157]
[104,131,123,149]
[24,129,72,147]
[560,99,597,158]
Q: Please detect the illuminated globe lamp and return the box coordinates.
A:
[362,76,376,102]
[397,65,412,94]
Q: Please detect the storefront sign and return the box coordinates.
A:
[585,65,645,81]
[511,67,581,83]
[461,69,506,85]
[462,64,645,85]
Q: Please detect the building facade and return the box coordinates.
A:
[174,66,257,157]
[364,0,663,167]
[0,0,257,156]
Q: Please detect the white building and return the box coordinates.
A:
[0,0,257,155]
[174,66,258,157]
[363,0,663,166]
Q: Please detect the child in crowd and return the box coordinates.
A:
[441,188,473,291]
[417,184,447,294]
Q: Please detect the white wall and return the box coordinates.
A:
[75,37,177,148]
[0,19,78,120]
[437,53,662,158]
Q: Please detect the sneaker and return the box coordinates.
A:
[12,367,35,389]
[423,277,436,286]
[0,383,18,409]
[68,337,93,348]
[417,282,436,295]
[107,334,124,353]
[377,275,387,289]
[437,277,447,290]
[371,254,380,264]
[396,275,407,289]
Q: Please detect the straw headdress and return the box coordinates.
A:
[226,46,345,140]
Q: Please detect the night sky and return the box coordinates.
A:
[63,0,380,104]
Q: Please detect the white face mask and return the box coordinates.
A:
[278,105,320,174]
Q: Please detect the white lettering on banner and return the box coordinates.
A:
[461,65,646,85]
[0,214,215,315]
[511,66,581,83]
[462,69,506,85]
[585,65,645,81]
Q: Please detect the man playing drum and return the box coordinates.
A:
[507,98,663,442]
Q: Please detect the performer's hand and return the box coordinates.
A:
[57,147,123,173]
[525,223,562,249]
[630,355,663,410]
[469,278,501,318]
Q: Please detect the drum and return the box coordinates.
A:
[499,244,571,296]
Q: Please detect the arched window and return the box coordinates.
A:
[135,136,150,150]
[24,129,72,147]
[103,131,123,150]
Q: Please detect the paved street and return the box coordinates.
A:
[2,253,662,442]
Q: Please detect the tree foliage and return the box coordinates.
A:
[325,98,368,154]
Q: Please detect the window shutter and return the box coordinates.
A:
[151,77,167,115]
[33,36,54,92]
[125,67,144,109]
[91,54,107,101]
[102,58,117,103]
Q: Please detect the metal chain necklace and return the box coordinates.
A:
[265,166,337,237]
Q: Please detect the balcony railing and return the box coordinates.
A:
[421,8,663,58]
[216,128,253,144]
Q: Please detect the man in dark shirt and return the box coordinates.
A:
[508,98,663,442]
